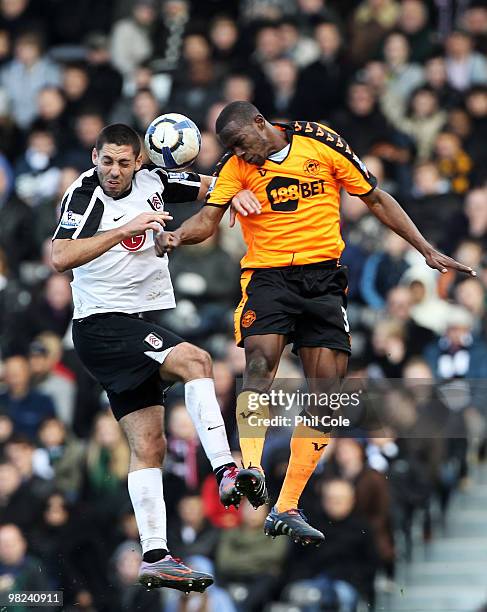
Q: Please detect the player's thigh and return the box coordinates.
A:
[234,268,297,348]
[299,346,349,390]
[72,313,184,396]
[107,369,166,423]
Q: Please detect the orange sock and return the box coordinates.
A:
[275,424,330,512]
[236,391,270,469]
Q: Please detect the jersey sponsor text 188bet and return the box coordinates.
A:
[206,121,377,268]
[52,165,201,319]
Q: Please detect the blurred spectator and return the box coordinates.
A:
[0,355,55,439]
[331,82,409,166]
[296,20,348,122]
[382,85,447,161]
[406,161,462,248]
[279,17,319,69]
[461,4,487,55]
[215,501,288,612]
[433,130,473,194]
[84,32,123,116]
[107,541,162,611]
[14,122,61,207]
[385,286,437,357]
[165,556,237,612]
[82,412,129,519]
[401,267,451,335]
[163,402,209,509]
[0,523,51,597]
[397,0,434,63]
[33,166,78,251]
[0,459,44,530]
[209,15,241,73]
[29,333,75,426]
[0,154,36,275]
[62,62,93,120]
[0,0,42,37]
[193,131,222,175]
[0,30,60,128]
[424,306,487,380]
[454,278,487,339]
[422,54,463,110]
[360,231,412,309]
[129,87,160,134]
[110,0,161,79]
[382,31,424,102]
[222,73,254,104]
[65,110,104,170]
[349,0,401,66]
[168,493,219,560]
[264,57,299,119]
[287,479,378,611]
[368,318,408,377]
[444,30,487,92]
[168,35,220,126]
[35,86,69,148]
[22,272,73,342]
[37,417,85,500]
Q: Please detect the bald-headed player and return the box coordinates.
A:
[157,101,476,545]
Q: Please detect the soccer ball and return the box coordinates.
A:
[144,113,201,170]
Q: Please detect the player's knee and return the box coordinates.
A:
[173,342,212,380]
[246,350,274,380]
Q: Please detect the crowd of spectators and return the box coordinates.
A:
[0,0,487,610]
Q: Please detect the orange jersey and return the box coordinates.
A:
[206,121,377,268]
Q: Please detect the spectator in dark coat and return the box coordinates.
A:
[287,479,378,611]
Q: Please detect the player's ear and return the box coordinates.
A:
[134,153,143,171]
[92,147,98,165]
[255,115,265,129]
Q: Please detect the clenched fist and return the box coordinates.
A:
[154,231,181,257]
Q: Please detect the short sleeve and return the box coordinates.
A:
[145,165,201,203]
[162,170,201,203]
[52,171,104,240]
[205,153,243,208]
[329,137,377,196]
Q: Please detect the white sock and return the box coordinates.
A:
[128,468,167,554]
[185,377,235,470]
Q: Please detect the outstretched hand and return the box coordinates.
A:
[229,189,262,227]
[424,247,476,276]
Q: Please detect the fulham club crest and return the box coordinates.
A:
[147,192,164,211]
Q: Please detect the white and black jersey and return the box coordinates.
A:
[53,165,201,319]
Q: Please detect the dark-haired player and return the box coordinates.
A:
[51,123,253,592]
[157,101,476,545]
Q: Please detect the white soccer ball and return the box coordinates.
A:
[144,113,201,170]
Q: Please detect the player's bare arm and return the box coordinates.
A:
[155,190,261,256]
[154,205,224,257]
[360,188,476,277]
[52,211,172,272]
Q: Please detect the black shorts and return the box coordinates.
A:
[72,312,184,420]
[234,261,351,355]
